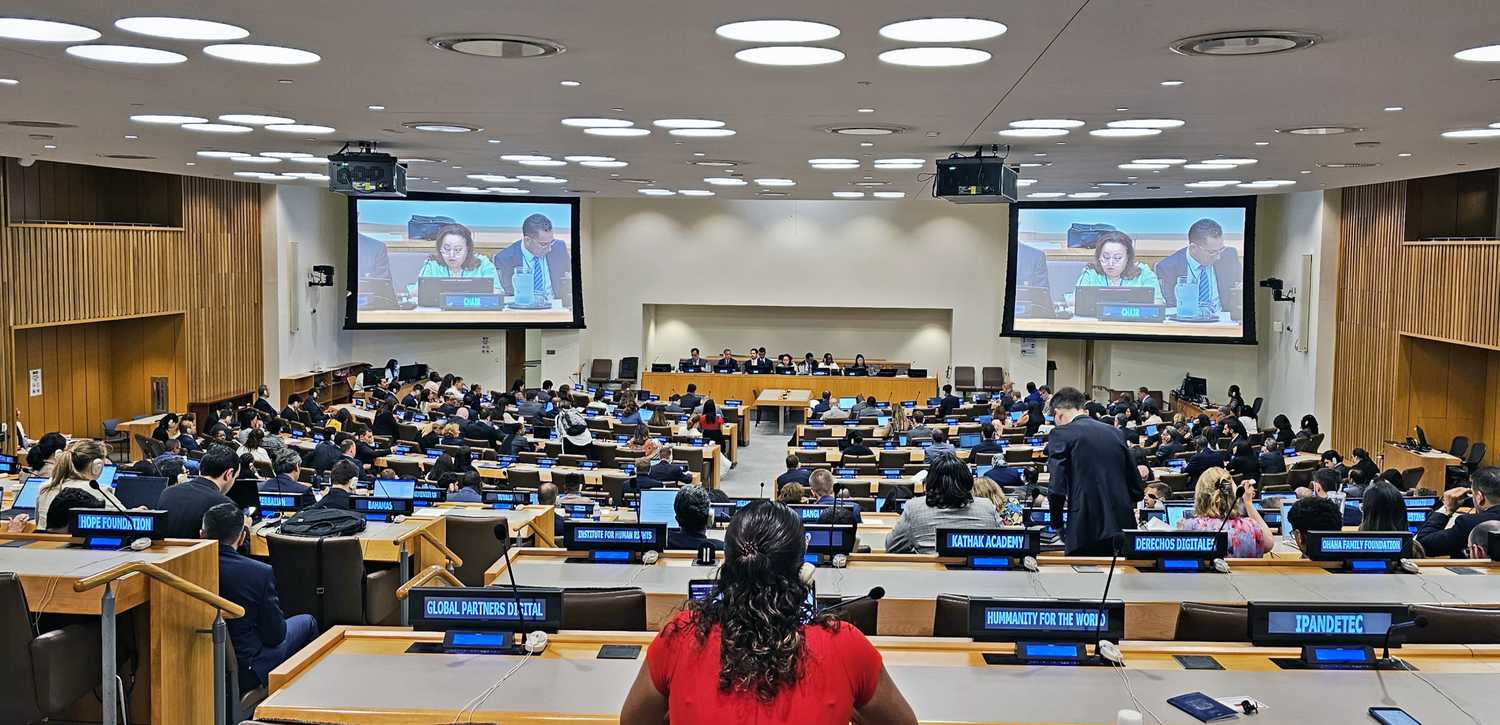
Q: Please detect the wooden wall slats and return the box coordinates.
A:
[2,160,262,445]
[1398,243,1500,351]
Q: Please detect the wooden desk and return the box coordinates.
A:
[1171,392,1225,421]
[754,388,811,434]
[118,413,167,460]
[280,361,368,407]
[258,627,1500,724]
[489,549,1500,639]
[0,537,220,723]
[374,454,709,488]
[250,516,450,570]
[1384,443,1462,490]
[642,371,937,414]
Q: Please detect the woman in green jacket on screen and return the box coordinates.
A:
[409,223,498,294]
[1073,230,1164,305]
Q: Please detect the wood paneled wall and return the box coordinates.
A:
[1332,182,1407,456]
[1,160,262,449]
[1335,179,1500,466]
[5,160,182,227]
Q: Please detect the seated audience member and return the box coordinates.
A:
[809,469,861,524]
[743,349,773,374]
[463,411,500,450]
[1349,447,1380,481]
[971,424,1004,455]
[1465,520,1500,560]
[151,413,182,442]
[810,391,833,417]
[618,403,644,426]
[1154,427,1186,464]
[261,450,311,494]
[679,384,703,412]
[969,476,1008,512]
[557,405,595,457]
[846,354,869,375]
[1270,414,1297,446]
[1299,414,1321,440]
[774,353,796,374]
[906,414,933,440]
[157,457,187,485]
[777,483,808,505]
[447,471,484,503]
[1360,480,1424,552]
[713,349,740,373]
[797,352,819,375]
[253,385,280,419]
[35,488,106,533]
[239,430,273,467]
[312,460,361,511]
[680,348,707,372]
[850,396,882,420]
[1141,481,1171,510]
[557,472,593,505]
[693,401,728,449]
[777,455,811,491]
[1417,468,1500,558]
[1227,441,1261,480]
[1176,468,1273,558]
[427,450,473,483]
[620,501,916,725]
[25,431,68,477]
[644,445,693,485]
[937,385,961,417]
[885,458,1003,554]
[1379,468,1406,492]
[666,486,722,552]
[372,403,400,439]
[982,462,1025,488]
[924,429,957,460]
[205,502,318,689]
[151,438,184,469]
[1344,466,1374,499]
[1257,442,1287,475]
[1184,439,1224,488]
[206,407,236,441]
[1018,401,1046,437]
[841,432,874,459]
[536,483,559,507]
[158,445,239,539]
[1308,467,1343,498]
[1286,496,1345,557]
[35,440,131,530]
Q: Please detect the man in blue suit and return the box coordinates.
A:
[203,503,317,689]
[1154,218,1243,315]
[493,213,573,308]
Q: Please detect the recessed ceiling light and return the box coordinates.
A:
[486,139,502,144]
[857,108,875,113]
[852,181,889,187]
[218,114,296,126]
[1397,152,1412,157]
[42,144,57,149]
[734,46,845,66]
[1114,107,1130,112]
[1132,158,1186,165]
[1118,163,1168,170]
[1184,163,1237,170]
[501,154,552,162]
[1171,30,1321,57]
[493,187,529,194]
[267,123,336,134]
[832,191,866,198]
[1277,125,1362,135]
[585,127,651,137]
[519,158,567,166]
[879,17,1007,43]
[564,155,615,162]
[998,128,1069,138]
[0,18,100,42]
[469,174,519,183]
[0,77,16,85]
[404,122,478,133]
[1300,170,1313,174]
[653,119,725,129]
[873,191,906,199]
[1214,158,1258,165]
[234,171,274,178]
[678,189,715,197]
[1184,180,1241,188]
[196,150,249,158]
[704,177,748,186]
[289,156,326,164]
[1383,106,1403,112]
[859,142,875,148]
[562,117,633,128]
[1010,119,1085,129]
[755,178,796,186]
[1107,118,1185,129]
[559,80,581,87]
[132,114,209,125]
[429,34,565,59]
[639,188,676,196]
[715,19,840,43]
[523,176,568,184]
[1237,180,1296,188]
[874,158,924,165]
[692,152,706,157]
[1455,44,1500,62]
[878,47,991,67]
[1015,179,1037,186]
[809,158,859,165]
[828,125,905,136]
[1160,80,1185,86]
[204,44,321,65]
[812,164,859,170]
[234,156,281,164]
[115,17,247,41]
[1254,141,1270,146]
[692,160,739,168]
[581,160,628,168]
[1441,128,1500,139]
[1095,182,1135,187]
[123,134,139,140]
[1027,192,1065,198]
[66,45,187,64]
[1017,162,1049,167]
[182,122,253,134]
[277,79,293,84]
[284,172,329,180]
[1069,192,1108,198]
[669,128,736,137]
[446,186,484,193]
[1089,128,1161,138]
[368,105,385,111]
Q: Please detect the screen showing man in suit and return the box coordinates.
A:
[347,194,581,328]
[1004,201,1252,342]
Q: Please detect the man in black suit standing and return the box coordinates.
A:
[1045,387,1144,556]
[492,213,573,308]
[1154,217,1243,315]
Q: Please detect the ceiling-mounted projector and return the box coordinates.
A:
[328,143,406,197]
[934,152,1018,203]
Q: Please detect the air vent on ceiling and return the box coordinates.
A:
[1317,161,1381,168]
[824,124,909,136]
[1276,125,1363,136]
[5,120,78,129]
[1171,30,1321,57]
[429,35,565,59]
[98,153,156,160]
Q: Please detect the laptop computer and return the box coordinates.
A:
[1013,285,1057,319]
[416,277,493,308]
[357,276,405,310]
[837,397,857,411]
[1072,285,1153,318]
[115,476,169,510]
[2,477,44,517]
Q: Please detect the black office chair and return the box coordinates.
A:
[561,588,648,631]
[953,366,977,394]
[1174,602,1250,642]
[1406,604,1500,644]
[1400,467,1425,491]
[586,358,613,387]
[615,357,639,385]
[932,594,969,638]
[1447,442,1486,488]
[980,366,1006,391]
[0,572,104,724]
[446,515,510,587]
[1248,397,1264,425]
[1449,436,1470,460]
[265,534,401,627]
[817,595,879,636]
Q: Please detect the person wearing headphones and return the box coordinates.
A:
[34,439,127,530]
[621,500,916,725]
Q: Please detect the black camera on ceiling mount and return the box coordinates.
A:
[1258,277,1296,303]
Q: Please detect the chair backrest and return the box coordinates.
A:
[980,366,1006,389]
[932,594,969,637]
[1159,472,1191,492]
[833,481,872,497]
[618,357,639,381]
[265,534,368,626]
[388,459,426,479]
[0,572,43,724]
[1174,602,1249,642]
[953,366,976,388]
[445,514,510,587]
[1400,467,1425,491]
[878,449,911,467]
[1406,604,1500,644]
[1449,436,1470,459]
[134,433,165,460]
[818,596,879,636]
[1466,442,1487,468]
[1249,397,1264,418]
[588,358,613,381]
[1258,471,1288,488]
[507,468,544,488]
[561,587,648,631]
[796,450,828,464]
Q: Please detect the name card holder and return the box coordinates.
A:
[1122,530,1228,572]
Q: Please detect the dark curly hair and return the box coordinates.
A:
[924,456,975,509]
[684,500,835,702]
[1088,230,1142,280]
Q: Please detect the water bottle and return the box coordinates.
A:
[512,267,535,306]
[1174,275,1199,319]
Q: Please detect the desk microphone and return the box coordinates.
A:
[494,523,535,647]
[818,586,884,615]
[89,480,127,512]
[1093,533,1124,664]
[90,480,152,550]
[1381,615,1429,662]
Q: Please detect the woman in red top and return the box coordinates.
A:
[693,399,728,450]
[620,501,916,725]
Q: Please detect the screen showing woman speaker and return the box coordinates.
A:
[344,193,583,329]
[1003,197,1256,344]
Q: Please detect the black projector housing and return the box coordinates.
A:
[935,157,1018,203]
[328,152,407,197]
